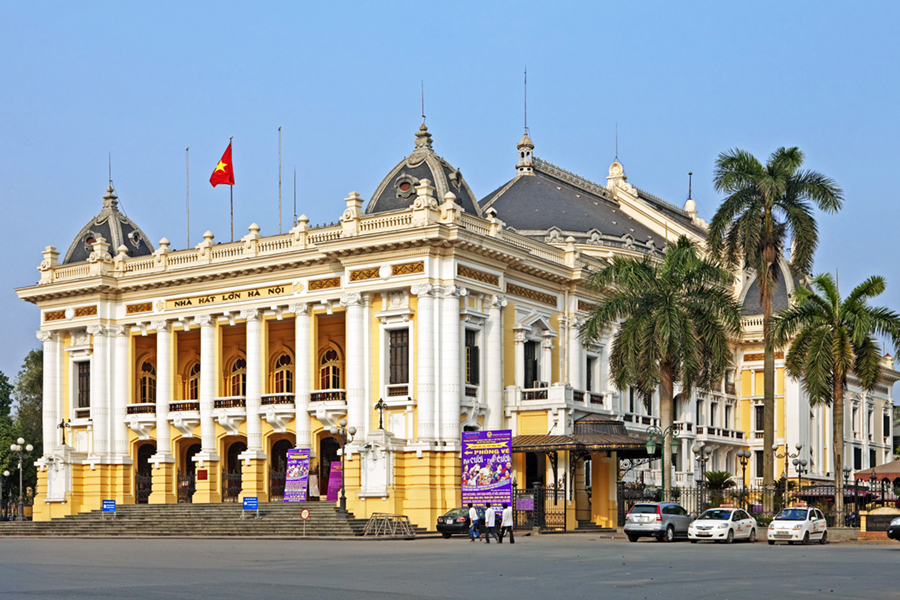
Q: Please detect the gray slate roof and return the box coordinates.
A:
[63,186,154,264]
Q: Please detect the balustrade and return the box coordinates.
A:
[169,400,199,412]
[260,393,295,406]
[310,389,346,402]
[126,403,156,415]
[522,387,549,401]
[213,396,246,409]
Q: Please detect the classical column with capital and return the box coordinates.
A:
[412,284,436,441]
[87,325,109,456]
[341,292,366,440]
[440,285,464,442]
[37,331,59,450]
[149,319,176,504]
[242,309,264,453]
[192,313,221,503]
[485,295,506,431]
[541,336,554,384]
[290,303,312,448]
[567,316,582,390]
[111,325,129,458]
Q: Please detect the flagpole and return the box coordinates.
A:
[230,136,234,242]
[293,167,297,227]
[278,126,282,235]
[186,146,190,249]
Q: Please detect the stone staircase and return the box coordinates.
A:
[574,519,616,534]
[0,502,424,538]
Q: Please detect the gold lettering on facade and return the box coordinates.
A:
[165,284,292,310]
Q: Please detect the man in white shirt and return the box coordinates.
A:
[468,504,480,542]
[484,503,499,544]
[499,503,514,544]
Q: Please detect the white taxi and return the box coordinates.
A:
[767,506,828,545]
[688,507,758,543]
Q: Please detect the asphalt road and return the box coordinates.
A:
[0,535,896,600]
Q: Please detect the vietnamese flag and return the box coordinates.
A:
[209,142,235,187]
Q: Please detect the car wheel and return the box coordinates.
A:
[802,532,810,546]
[441,533,451,539]
[725,529,734,544]
[690,540,697,544]
[748,529,756,543]
[819,531,827,545]
[767,540,775,546]
[627,534,638,543]
[663,525,675,542]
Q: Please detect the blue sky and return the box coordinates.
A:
[1,1,899,380]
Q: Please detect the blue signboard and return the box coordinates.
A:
[242,497,258,511]
[101,500,116,512]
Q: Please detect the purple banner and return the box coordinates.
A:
[284,449,310,503]
[326,461,342,502]
[461,430,512,506]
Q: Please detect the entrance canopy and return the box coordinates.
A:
[855,459,900,484]
[513,416,650,459]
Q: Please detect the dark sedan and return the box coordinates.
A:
[436,506,485,538]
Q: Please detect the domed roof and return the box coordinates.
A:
[62,186,154,264]
[367,124,480,217]
[739,258,802,316]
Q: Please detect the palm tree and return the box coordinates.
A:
[580,235,742,493]
[708,147,843,487]
[772,273,900,512]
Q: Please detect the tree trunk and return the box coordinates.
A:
[833,377,845,514]
[763,283,776,489]
[660,362,674,498]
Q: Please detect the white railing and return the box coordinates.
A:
[459,213,491,236]
[258,236,293,253]
[53,264,90,281]
[359,212,413,232]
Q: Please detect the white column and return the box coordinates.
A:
[514,330,526,389]
[37,331,58,450]
[412,285,436,441]
[111,326,129,457]
[195,314,219,461]
[485,295,506,431]
[87,325,109,456]
[541,336,553,384]
[242,309,264,453]
[568,318,582,389]
[440,285,464,442]
[341,292,366,440]
[290,303,312,448]
[153,320,172,458]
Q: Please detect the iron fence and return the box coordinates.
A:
[513,483,567,532]
[177,471,194,504]
[269,469,286,503]
[222,471,242,502]
[135,473,152,504]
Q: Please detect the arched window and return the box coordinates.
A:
[187,362,200,400]
[230,357,247,397]
[274,353,293,394]
[139,361,156,403]
[319,348,341,389]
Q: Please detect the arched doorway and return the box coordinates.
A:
[223,440,247,502]
[269,439,293,502]
[525,452,545,488]
[135,442,155,504]
[319,436,340,501]
[179,443,201,504]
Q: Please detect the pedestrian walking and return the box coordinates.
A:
[484,503,500,544]
[499,502,514,544]
[468,503,481,542]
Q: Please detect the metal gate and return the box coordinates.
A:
[135,473,152,504]
[269,469,286,502]
[514,483,567,532]
[222,471,242,502]
[177,471,195,504]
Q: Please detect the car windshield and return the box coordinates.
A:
[698,509,732,521]
[774,508,808,521]
[630,505,657,514]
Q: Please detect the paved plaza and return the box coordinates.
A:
[0,535,896,599]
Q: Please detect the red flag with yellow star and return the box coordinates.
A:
[209,142,235,187]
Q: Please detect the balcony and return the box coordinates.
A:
[674,421,693,433]
[213,396,246,435]
[695,425,745,442]
[522,387,549,401]
[169,400,199,412]
[310,389,346,402]
[573,389,605,407]
[125,403,157,440]
[260,394,295,434]
[168,401,200,438]
[622,413,660,428]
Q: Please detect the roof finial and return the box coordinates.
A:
[108,152,112,186]
[421,80,425,126]
[684,171,697,216]
[689,171,693,198]
[615,124,618,162]
[524,67,528,135]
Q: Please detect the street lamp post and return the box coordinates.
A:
[0,470,9,521]
[774,442,802,505]
[792,457,808,499]
[329,418,356,515]
[692,443,714,511]
[737,450,751,489]
[842,466,853,524]
[10,438,33,522]
[644,425,680,497]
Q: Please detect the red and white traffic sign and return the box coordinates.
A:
[300,508,310,520]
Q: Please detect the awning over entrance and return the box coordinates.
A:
[855,459,900,483]
[512,433,649,459]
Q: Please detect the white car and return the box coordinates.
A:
[688,508,758,543]
[767,506,828,545]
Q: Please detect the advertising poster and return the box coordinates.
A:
[284,449,310,503]
[326,461,343,502]
[461,429,513,506]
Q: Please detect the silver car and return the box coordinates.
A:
[624,502,694,542]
